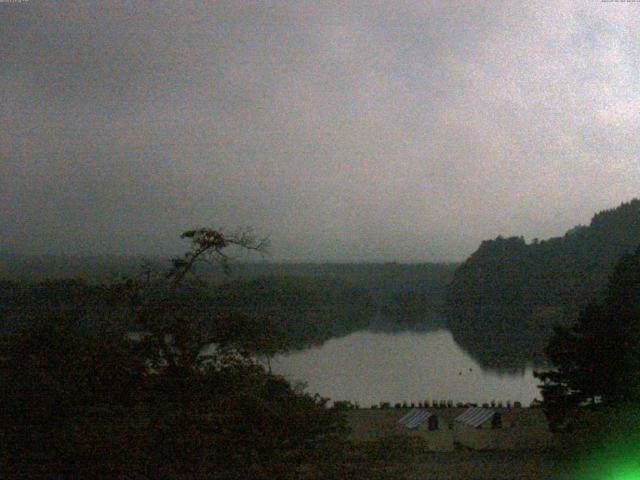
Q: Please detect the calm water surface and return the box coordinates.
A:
[271,329,541,406]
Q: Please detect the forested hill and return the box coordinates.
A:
[447,198,640,369]
[0,261,457,348]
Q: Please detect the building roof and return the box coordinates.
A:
[455,407,496,427]
[397,409,433,429]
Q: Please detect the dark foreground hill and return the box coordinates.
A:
[447,199,640,369]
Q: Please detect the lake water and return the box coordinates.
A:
[271,329,542,407]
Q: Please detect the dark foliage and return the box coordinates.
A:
[1,262,457,355]
[535,245,640,431]
[447,198,640,369]
[0,229,347,479]
[0,319,345,478]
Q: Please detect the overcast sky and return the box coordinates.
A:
[1,1,638,262]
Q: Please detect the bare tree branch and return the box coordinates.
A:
[167,228,269,287]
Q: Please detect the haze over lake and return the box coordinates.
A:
[271,326,541,407]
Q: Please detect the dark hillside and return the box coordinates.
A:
[447,199,640,369]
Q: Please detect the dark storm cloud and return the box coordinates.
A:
[1,1,639,261]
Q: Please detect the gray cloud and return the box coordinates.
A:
[1,1,639,261]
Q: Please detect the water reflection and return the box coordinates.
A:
[271,329,541,406]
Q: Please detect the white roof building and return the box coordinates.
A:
[455,407,501,429]
[397,409,437,430]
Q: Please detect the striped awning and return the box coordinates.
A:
[455,407,495,427]
[397,409,432,429]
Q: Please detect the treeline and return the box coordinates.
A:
[447,198,640,369]
[0,262,457,352]
[0,253,159,283]
[211,264,454,350]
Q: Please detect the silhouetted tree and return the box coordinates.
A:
[0,228,348,479]
[536,245,640,431]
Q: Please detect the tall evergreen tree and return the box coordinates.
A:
[536,245,640,430]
